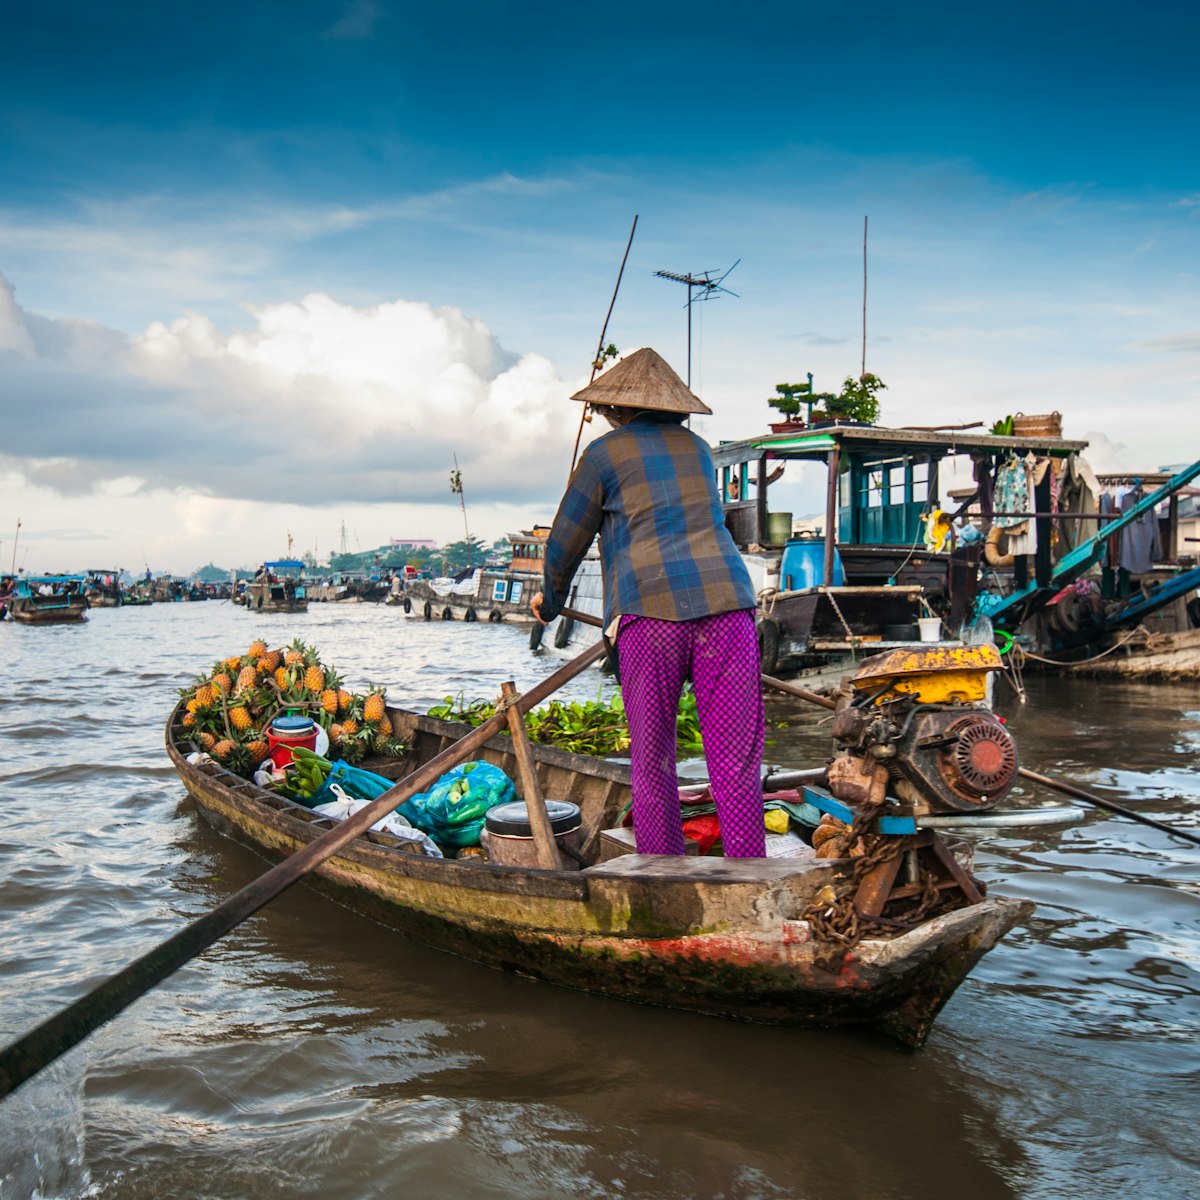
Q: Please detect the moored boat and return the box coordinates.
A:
[166,691,1031,1047]
[8,575,89,624]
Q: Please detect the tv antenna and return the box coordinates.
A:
[653,260,740,389]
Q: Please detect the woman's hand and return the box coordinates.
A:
[531,591,549,625]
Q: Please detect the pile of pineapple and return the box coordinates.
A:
[178,638,406,775]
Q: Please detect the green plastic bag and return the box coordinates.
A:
[397,761,516,849]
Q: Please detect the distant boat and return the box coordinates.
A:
[244,560,308,613]
[9,575,89,624]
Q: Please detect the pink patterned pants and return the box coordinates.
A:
[617,610,765,857]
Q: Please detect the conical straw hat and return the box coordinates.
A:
[570,347,712,415]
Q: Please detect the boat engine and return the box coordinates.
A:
[827,645,1018,816]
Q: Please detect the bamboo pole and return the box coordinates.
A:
[0,639,608,1101]
[500,680,560,869]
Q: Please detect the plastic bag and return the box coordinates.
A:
[398,761,516,849]
[312,785,443,858]
[297,759,396,809]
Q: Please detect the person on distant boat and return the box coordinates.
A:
[532,347,765,858]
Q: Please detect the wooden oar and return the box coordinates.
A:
[1016,767,1200,847]
[557,607,1200,848]
[0,639,608,1101]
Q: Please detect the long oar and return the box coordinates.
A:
[1015,766,1200,847]
[0,639,608,1101]
[559,607,1200,848]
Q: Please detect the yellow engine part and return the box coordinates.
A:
[848,644,1003,705]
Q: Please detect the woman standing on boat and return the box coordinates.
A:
[532,347,765,858]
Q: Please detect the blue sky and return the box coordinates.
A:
[1,1,1197,572]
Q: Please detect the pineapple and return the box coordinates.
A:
[183,711,197,727]
[247,639,268,659]
[304,664,325,693]
[330,723,344,741]
[284,648,304,667]
[364,692,386,723]
[212,739,235,760]
[224,655,243,671]
[186,697,201,714]
[274,666,290,690]
[375,713,393,739]
[194,683,217,708]
[199,732,217,750]
[258,649,282,673]
[320,688,339,716]
[341,717,360,736]
[246,740,270,764]
[229,705,253,732]
[213,672,233,696]
[235,665,259,695]
[337,688,352,713]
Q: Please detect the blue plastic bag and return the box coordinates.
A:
[301,760,396,808]
[397,761,516,849]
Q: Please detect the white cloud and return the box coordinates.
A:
[0,273,591,570]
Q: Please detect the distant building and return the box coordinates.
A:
[389,538,438,550]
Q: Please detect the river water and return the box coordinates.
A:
[0,601,1197,1199]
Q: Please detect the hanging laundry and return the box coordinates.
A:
[1118,488,1162,576]
[993,456,1029,529]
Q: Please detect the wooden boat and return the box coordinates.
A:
[166,700,1031,1047]
[244,559,308,613]
[8,575,89,624]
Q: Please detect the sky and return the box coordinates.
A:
[1,0,1197,575]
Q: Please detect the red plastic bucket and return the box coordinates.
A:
[267,715,318,766]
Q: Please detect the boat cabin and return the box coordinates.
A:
[712,421,1089,673]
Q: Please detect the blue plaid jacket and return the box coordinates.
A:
[540,414,755,626]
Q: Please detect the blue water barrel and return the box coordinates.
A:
[781,538,845,591]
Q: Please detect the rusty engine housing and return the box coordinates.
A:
[829,642,1020,816]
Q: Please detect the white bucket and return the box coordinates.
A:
[917,616,942,642]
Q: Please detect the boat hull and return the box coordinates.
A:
[167,706,1030,1046]
[9,597,88,624]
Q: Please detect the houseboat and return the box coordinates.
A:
[710,420,1200,682]
[402,529,603,635]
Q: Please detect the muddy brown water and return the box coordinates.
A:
[0,602,1197,1199]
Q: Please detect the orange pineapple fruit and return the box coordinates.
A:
[304,664,325,693]
[375,713,393,738]
[274,666,290,690]
[364,692,386,723]
[247,639,268,659]
[341,717,359,735]
[235,665,258,695]
[258,649,282,673]
[320,689,339,715]
[284,648,304,667]
[246,740,270,763]
[330,723,344,741]
[182,711,197,727]
[213,672,233,695]
[224,655,243,671]
[337,688,352,713]
[229,705,253,732]
[194,684,217,708]
[213,739,235,760]
[199,732,217,750]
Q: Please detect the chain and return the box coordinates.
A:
[801,812,960,972]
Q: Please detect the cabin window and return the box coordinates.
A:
[843,453,935,546]
[492,580,509,602]
[510,580,524,604]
